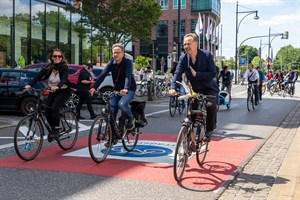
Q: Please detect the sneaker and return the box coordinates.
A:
[126,118,135,130]
[203,131,212,142]
[48,128,60,142]
[104,138,118,148]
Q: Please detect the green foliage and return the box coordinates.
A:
[134,55,151,70]
[273,45,300,74]
[239,45,258,64]
[223,57,235,69]
[65,0,162,48]
[240,66,248,75]
[251,56,261,68]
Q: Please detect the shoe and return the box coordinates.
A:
[47,128,60,142]
[255,102,258,106]
[77,116,85,120]
[190,141,196,152]
[90,115,97,119]
[104,138,118,148]
[203,131,212,142]
[126,118,135,130]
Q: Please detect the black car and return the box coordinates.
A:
[0,69,46,115]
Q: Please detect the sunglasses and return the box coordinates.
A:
[52,55,62,58]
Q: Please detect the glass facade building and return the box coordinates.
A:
[0,0,97,68]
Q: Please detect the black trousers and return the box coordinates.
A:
[192,89,218,132]
[44,89,70,128]
[76,90,96,117]
[257,84,262,100]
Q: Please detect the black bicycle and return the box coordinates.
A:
[173,82,214,181]
[169,92,185,117]
[88,91,147,163]
[14,88,79,161]
[282,82,294,98]
[246,83,257,111]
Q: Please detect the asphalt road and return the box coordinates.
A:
[0,83,299,199]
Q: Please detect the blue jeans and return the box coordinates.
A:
[110,90,135,120]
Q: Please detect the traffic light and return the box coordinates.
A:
[283,31,289,39]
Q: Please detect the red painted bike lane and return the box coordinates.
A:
[0,134,259,190]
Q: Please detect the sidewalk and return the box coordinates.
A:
[218,101,300,200]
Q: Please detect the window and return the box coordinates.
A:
[0,72,20,86]
[68,67,79,75]
[173,0,186,9]
[159,0,168,10]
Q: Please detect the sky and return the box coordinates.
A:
[219,0,300,60]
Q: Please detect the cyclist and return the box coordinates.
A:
[25,49,71,142]
[90,43,136,145]
[283,68,298,95]
[241,63,260,105]
[256,66,265,101]
[218,65,233,96]
[168,33,219,142]
[266,70,274,90]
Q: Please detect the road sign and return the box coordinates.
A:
[239,58,246,66]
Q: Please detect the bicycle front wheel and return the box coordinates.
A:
[169,96,177,117]
[247,90,254,111]
[88,115,112,163]
[173,125,189,181]
[57,110,79,150]
[196,124,208,166]
[177,99,184,115]
[122,128,139,152]
[14,115,44,161]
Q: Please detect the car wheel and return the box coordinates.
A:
[20,97,37,115]
[65,92,79,109]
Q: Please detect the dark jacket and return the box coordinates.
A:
[171,49,219,93]
[77,68,91,92]
[29,62,69,89]
[93,56,136,91]
[218,70,232,85]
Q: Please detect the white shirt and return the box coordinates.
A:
[243,69,259,82]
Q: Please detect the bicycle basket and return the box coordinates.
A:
[130,101,147,127]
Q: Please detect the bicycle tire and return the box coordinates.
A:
[135,83,146,97]
[247,89,253,111]
[169,96,177,117]
[178,99,184,114]
[14,115,44,161]
[173,125,189,181]
[122,128,139,152]
[88,115,112,163]
[196,124,208,166]
[57,110,79,150]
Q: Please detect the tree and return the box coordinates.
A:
[134,55,151,71]
[239,45,258,64]
[273,45,300,74]
[65,0,162,48]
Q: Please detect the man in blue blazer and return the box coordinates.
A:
[169,33,219,142]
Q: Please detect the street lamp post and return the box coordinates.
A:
[234,1,259,84]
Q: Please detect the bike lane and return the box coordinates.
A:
[0,133,259,191]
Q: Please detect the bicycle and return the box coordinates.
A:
[135,80,148,97]
[269,80,283,96]
[173,81,214,181]
[169,92,185,117]
[246,83,257,111]
[14,88,79,161]
[282,82,294,98]
[88,91,147,163]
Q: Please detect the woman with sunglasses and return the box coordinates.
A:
[25,49,71,142]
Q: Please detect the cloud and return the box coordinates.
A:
[222,0,285,6]
[259,13,300,26]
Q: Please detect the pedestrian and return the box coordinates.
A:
[90,43,137,146]
[218,65,233,96]
[25,49,71,142]
[168,33,219,143]
[76,64,97,120]
[256,66,265,101]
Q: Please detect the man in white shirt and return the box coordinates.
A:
[241,63,260,105]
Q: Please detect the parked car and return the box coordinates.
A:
[0,69,46,115]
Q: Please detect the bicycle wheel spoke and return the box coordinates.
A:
[122,129,139,152]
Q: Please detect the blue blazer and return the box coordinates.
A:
[171,49,219,93]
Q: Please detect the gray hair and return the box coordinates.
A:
[112,43,124,52]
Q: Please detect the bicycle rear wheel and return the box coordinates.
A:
[122,128,139,152]
[178,99,184,114]
[88,115,112,163]
[57,110,79,150]
[173,125,189,181]
[14,115,44,161]
[196,124,208,166]
[169,96,177,117]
